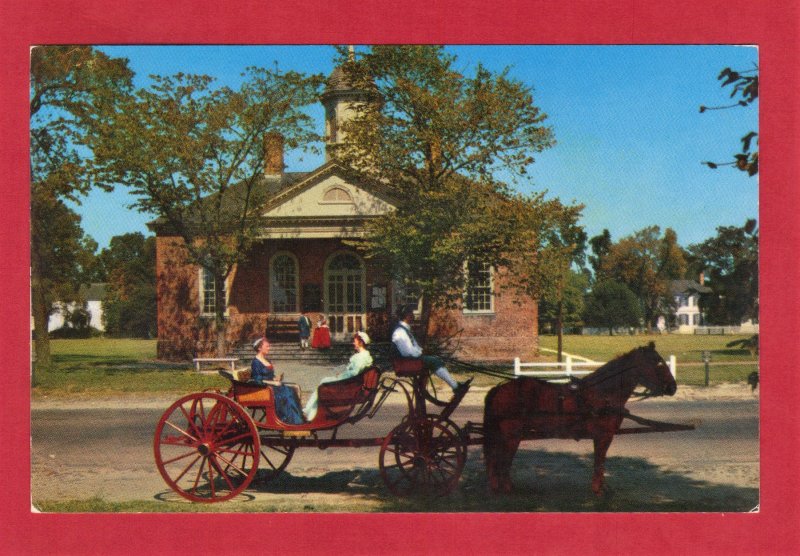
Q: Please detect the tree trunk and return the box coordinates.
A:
[418,296,433,348]
[556,298,564,363]
[214,273,228,358]
[31,263,51,384]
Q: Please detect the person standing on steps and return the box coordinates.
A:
[298,310,312,349]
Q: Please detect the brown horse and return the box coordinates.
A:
[483,342,677,495]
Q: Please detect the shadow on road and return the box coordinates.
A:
[243,448,758,512]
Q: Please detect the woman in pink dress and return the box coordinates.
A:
[311,314,331,349]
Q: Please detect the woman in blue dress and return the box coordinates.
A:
[251,337,304,424]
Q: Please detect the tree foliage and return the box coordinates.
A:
[700,65,758,176]
[511,199,586,360]
[583,280,643,335]
[97,233,157,338]
[588,228,612,279]
[332,46,557,340]
[596,226,687,331]
[101,68,323,354]
[30,46,133,376]
[686,219,758,325]
[538,269,589,333]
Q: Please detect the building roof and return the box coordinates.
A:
[669,279,712,295]
[147,171,311,233]
[148,161,401,236]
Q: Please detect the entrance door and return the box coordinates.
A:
[324,252,366,341]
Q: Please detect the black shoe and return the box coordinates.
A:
[454,378,473,394]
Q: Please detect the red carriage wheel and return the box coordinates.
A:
[154,392,260,503]
[379,416,466,496]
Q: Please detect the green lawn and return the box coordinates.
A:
[538,333,758,385]
[32,334,758,397]
[33,338,229,396]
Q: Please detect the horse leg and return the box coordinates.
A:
[484,430,502,493]
[591,433,614,496]
[495,419,524,494]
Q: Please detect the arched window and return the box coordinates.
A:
[321,186,354,204]
[270,253,299,313]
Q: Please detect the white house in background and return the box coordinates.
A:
[667,279,711,334]
[47,283,107,332]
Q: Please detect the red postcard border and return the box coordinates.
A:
[2,0,798,554]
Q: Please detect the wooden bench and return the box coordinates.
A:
[193,357,239,373]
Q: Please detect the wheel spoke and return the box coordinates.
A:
[170,453,203,483]
[163,419,199,442]
[212,456,237,492]
[216,450,252,477]
[179,404,202,439]
[189,456,206,496]
[207,457,216,498]
[161,448,201,466]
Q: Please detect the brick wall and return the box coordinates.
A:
[156,235,537,362]
[428,268,538,362]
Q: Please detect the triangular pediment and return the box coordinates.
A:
[262,163,396,219]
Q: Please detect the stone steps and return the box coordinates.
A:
[229,341,395,365]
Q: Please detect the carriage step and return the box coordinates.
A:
[282,430,313,437]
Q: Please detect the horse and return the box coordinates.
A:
[483,342,677,496]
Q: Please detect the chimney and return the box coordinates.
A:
[699,271,705,286]
[264,132,284,176]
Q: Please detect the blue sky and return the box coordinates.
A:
[77,45,758,250]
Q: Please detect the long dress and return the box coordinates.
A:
[250,357,304,424]
[303,349,373,421]
[311,323,331,349]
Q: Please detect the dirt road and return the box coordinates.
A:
[31,383,759,512]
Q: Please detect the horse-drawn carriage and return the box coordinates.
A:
[154,343,693,502]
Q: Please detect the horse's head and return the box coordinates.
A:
[635,342,677,396]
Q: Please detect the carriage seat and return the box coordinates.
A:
[392,357,425,376]
[219,369,300,406]
[315,366,381,420]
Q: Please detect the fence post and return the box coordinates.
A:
[669,355,676,379]
[702,350,711,386]
[566,356,573,377]
[514,357,521,376]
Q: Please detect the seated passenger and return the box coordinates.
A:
[303,331,373,422]
[251,337,304,424]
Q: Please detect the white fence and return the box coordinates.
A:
[513,355,677,382]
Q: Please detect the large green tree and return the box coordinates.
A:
[332,46,556,341]
[97,233,157,338]
[538,269,589,334]
[583,280,643,336]
[687,219,758,325]
[30,46,133,375]
[102,69,323,355]
[598,226,687,331]
[513,199,586,361]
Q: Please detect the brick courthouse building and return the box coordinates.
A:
[153,62,539,362]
